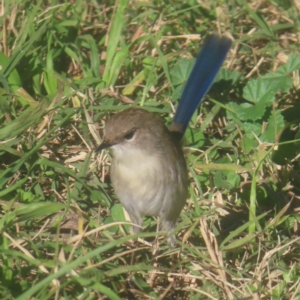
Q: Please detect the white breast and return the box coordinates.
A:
[109,140,188,233]
[110,144,168,216]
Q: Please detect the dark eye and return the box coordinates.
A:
[124,130,135,140]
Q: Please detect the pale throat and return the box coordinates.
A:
[111,143,163,182]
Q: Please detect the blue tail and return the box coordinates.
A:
[171,34,232,137]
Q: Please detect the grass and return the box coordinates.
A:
[1,0,300,299]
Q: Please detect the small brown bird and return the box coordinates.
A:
[97,108,188,244]
[96,34,232,244]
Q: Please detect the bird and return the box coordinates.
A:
[95,34,232,244]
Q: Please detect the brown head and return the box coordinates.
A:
[95,107,175,155]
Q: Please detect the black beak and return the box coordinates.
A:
[94,141,111,152]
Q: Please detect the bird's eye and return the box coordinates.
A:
[124,130,135,140]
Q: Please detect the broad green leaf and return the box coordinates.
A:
[260,73,293,93]
[214,170,241,190]
[227,78,276,121]
[243,78,276,104]
[234,101,268,121]
[111,203,126,222]
[170,58,194,86]
[242,122,263,137]
[226,171,241,189]
[216,68,243,82]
